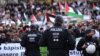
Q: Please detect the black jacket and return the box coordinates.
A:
[20,30,41,51]
[39,25,75,56]
[77,37,99,56]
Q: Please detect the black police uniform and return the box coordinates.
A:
[39,16,75,56]
[21,26,41,56]
[77,37,99,56]
[76,30,99,56]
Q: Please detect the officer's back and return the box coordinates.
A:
[25,30,40,50]
[21,25,41,56]
[39,16,75,56]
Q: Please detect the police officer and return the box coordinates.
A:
[77,29,99,56]
[21,25,41,56]
[39,16,75,56]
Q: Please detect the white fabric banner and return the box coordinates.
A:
[0,43,25,56]
[0,38,81,56]
[69,38,82,56]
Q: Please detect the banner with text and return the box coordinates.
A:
[0,38,81,56]
[0,43,25,56]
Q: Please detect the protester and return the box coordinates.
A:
[0,0,100,56]
[0,25,6,45]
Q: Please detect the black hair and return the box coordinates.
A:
[23,25,30,31]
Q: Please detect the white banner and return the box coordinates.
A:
[69,38,82,56]
[0,38,82,56]
[0,43,25,56]
[69,49,81,56]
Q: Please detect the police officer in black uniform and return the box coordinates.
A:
[39,16,75,56]
[77,29,99,56]
[21,25,41,56]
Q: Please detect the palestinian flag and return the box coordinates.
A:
[31,14,48,26]
[46,13,56,23]
[65,2,69,13]
[93,3,96,9]
[22,13,31,25]
[16,19,22,26]
[31,15,37,22]
[65,2,83,20]
[59,2,65,12]
[93,3,100,10]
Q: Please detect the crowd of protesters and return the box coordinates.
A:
[0,0,100,56]
[0,0,99,43]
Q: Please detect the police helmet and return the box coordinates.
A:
[86,44,96,54]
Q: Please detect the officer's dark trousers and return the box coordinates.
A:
[48,50,67,56]
[25,50,41,56]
